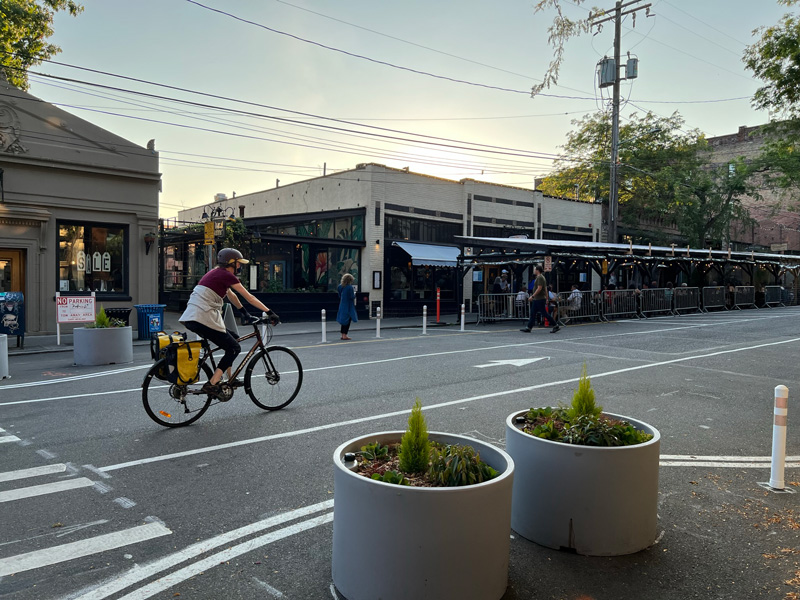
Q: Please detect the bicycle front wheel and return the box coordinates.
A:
[142,360,214,427]
[245,346,303,410]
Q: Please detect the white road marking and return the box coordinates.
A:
[114,497,137,509]
[71,500,334,600]
[474,357,550,368]
[0,520,109,548]
[0,365,150,390]
[661,455,800,462]
[0,463,67,482]
[0,477,95,503]
[252,577,285,598]
[661,460,800,468]
[0,388,142,407]
[0,522,171,577]
[0,435,20,444]
[99,336,800,473]
[114,513,333,600]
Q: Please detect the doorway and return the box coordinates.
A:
[0,249,25,295]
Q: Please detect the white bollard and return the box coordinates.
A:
[770,385,789,490]
[460,303,465,332]
[321,309,327,344]
[422,305,427,335]
[376,307,381,338]
[0,334,8,379]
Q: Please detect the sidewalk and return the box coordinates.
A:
[5,310,479,356]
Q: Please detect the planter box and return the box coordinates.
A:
[332,431,514,600]
[73,326,133,366]
[506,410,660,556]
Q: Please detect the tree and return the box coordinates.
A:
[743,2,800,205]
[538,111,758,247]
[0,0,83,91]
[744,0,800,118]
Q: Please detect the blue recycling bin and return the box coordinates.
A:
[134,304,166,340]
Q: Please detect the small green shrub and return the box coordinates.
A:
[398,399,430,474]
[371,470,409,485]
[359,441,388,461]
[566,363,602,421]
[428,444,498,487]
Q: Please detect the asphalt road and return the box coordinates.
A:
[1,308,799,600]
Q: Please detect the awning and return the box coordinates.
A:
[393,241,460,267]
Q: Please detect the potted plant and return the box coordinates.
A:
[505,365,660,556]
[332,400,515,600]
[73,305,133,366]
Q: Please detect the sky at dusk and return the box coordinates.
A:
[27,0,791,217]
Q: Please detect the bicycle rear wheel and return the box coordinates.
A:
[245,346,303,410]
[142,360,214,427]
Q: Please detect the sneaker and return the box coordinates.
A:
[228,377,245,388]
[520,327,531,333]
[551,325,561,333]
[200,382,221,397]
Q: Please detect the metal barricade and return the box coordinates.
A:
[477,293,529,324]
[556,290,600,325]
[764,286,783,307]
[601,289,640,320]
[701,286,726,312]
[733,286,757,309]
[673,287,700,314]
[640,288,674,317]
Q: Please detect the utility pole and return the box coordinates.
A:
[591,0,652,244]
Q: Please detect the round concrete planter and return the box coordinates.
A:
[506,409,660,556]
[332,431,514,600]
[73,326,133,366]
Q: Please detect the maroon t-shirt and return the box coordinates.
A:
[197,268,240,299]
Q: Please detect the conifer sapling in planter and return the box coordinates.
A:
[332,399,515,600]
[505,364,661,556]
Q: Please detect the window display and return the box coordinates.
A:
[58,222,127,294]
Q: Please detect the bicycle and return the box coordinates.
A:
[142,315,303,427]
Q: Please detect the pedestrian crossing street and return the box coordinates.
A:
[0,425,172,590]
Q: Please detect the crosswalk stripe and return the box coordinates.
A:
[0,435,20,444]
[0,477,94,503]
[0,522,172,577]
[0,463,67,483]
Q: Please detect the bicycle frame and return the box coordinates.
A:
[198,322,273,382]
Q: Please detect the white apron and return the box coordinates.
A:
[179,285,226,332]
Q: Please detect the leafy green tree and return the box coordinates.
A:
[744,0,800,118]
[0,0,83,91]
[539,111,758,246]
[743,2,800,205]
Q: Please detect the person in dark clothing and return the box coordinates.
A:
[337,273,358,340]
[521,265,559,333]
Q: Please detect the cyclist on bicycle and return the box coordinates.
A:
[180,248,278,397]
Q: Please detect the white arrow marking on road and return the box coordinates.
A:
[474,357,550,368]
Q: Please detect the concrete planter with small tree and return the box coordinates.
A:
[505,366,660,556]
[73,305,133,366]
[332,401,515,600]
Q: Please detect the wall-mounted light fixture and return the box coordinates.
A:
[144,232,156,255]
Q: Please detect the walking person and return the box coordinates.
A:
[337,273,358,340]
[521,265,560,333]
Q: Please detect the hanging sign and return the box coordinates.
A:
[544,256,552,272]
[204,221,214,246]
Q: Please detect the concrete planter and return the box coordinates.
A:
[73,326,133,366]
[506,409,660,556]
[332,431,514,600]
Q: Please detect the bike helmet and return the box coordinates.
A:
[216,248,249,266]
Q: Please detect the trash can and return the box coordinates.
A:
[105,307,132,326]
[134,304,167,340]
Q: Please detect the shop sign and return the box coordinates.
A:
[56,295,96,323]
[544,256,552,272]
[214,218,225,241]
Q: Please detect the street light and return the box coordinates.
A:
[202,205,236,221]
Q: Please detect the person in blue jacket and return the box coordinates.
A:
[337,273,358,340]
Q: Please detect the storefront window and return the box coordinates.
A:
[58,222,127,294]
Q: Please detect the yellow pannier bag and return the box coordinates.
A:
[164,340,203,385]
